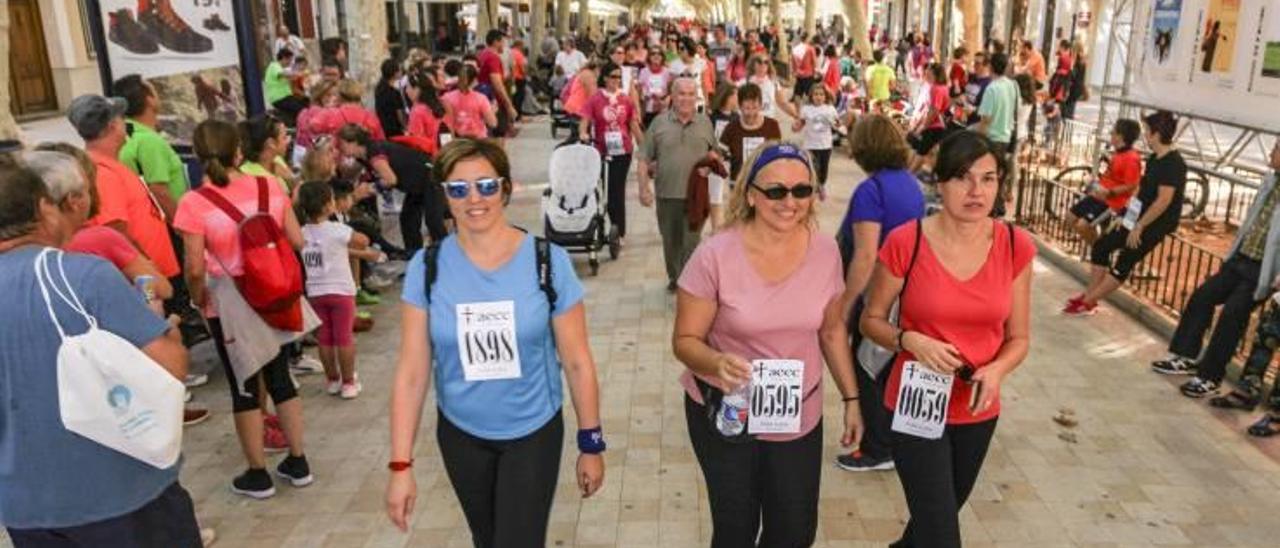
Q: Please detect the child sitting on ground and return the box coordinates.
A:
[296,182,385,399]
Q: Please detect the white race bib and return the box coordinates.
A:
[714,119,729,140]
[715,56,729,72]
[604,130,626,157]
[455,301,521,382]
[891,361,953,440]
[742,136,766,164]
[747,359,804,435]
[439,132,454,147]
[648,75,665,95]
[1121,197,1142,230]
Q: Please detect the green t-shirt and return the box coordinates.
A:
[240,159,291,194]
[264,62,292,105]
[119,120,189,200]
[978,77,1019,144]
[865,63,896,102]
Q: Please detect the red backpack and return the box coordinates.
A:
[197,177,304,331]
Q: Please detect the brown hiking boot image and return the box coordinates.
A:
[203,13,231,32]
[108,9,159,54]
[138,0,213,53]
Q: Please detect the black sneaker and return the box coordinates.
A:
[231,468,275,499]
[275,454,314,487]
[1151,355,1197,375]
[108,9,158,54]
[138,0,213,53]
[1180,377,1220,399]
[202,14,231,32]
[835,451,895,472]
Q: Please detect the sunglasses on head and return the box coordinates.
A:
[749,182,815,200]
[608,72,622,79]
[441,177,503,199]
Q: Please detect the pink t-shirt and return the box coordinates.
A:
[879,220,1035,424]
[172,175,292,279]
[584,90,637,156]
[677,228,844,442]
[441,89,493,139]
[65,225,139,272]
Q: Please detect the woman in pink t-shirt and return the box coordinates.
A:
[578,61,643,241]
[440,65,496,139]
[173,120,313,500]
[860,131,1033,548]
[674,142,863,547]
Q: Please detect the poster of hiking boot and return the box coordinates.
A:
[93,0,246,143]
[1251,3,1280,98]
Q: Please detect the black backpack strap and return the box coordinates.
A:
[1007,221,1016,261]
[534,236,557,312]
[423,242,442,305]
[901,218,924,294]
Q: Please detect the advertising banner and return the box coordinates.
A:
[93,0,250,143]
[1131,0,1280,131]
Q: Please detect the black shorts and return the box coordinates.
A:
[794,77,814,100]
[909,127,950,156]
[490,102,511,138]
[1069,196,1116,224]
[6,482,200,548]
[1090,226,1171,281]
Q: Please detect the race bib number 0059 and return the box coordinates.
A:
[747,359,803,435]
[891,361,953,440]
[456,301,521,382]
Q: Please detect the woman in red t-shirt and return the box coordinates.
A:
[861,131,1034,548]
[907,64,952,173]
[579,61,643,242]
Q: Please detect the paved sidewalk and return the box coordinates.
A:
[5,117,1280,547]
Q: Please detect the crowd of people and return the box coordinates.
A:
[1,13,1278,548]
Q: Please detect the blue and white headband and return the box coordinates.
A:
[745,143,811,184]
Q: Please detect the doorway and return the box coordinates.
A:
[7,0,57,115]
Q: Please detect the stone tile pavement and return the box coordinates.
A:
[5,117,1280,547]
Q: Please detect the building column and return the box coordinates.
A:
[770,0,787,67]
[0,0,19,140]
[475,0,498,39]
[959,0,982,49]
[804,0,816,34]
[578,0,591,36]
[740,0,754,29]
[350,0,389,90]
[843,0,871,56]
[557,0,570,38]
[532,0,547,53]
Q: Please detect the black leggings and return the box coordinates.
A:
[437,410,563,548]
[1089,226,1170,282]
[685,395,822,548]
[854,362,894,459]
[208,318,297,413]
[400,188,448,251]
[889,418,998,548]
[809,148,832,186]
[605,154,632,237]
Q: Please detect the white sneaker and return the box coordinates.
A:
[326,378,342,395]
[184,390,193,403]
[364,272,396,290]
[200,527,217,547]
[290,355,324,375]
[184,373,209,388]
[340,381,362,400]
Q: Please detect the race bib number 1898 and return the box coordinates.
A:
[456,301,522,382]
[891,361,953,440]
[747,359,804,435]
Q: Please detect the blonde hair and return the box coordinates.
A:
[722,140,819,229]
[337,79,363,103]
[309,80,338,105]
[300,143,334,182]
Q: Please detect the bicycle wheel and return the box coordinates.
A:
[1181,174,1210,220]
[1046,165,1096,220]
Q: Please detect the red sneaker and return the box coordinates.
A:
[264,420,289,454]
[1063,299,1098,316]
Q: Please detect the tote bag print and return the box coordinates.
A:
[36,249,185,469]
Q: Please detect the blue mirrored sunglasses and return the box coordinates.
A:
[441,177,503,200]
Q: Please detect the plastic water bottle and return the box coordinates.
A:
[716,383,750,436]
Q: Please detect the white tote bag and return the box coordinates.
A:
[35,248,184,469]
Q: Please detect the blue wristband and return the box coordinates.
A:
[577,427,606,454]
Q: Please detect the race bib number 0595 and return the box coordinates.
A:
[891,361,953,440]
[748,359,804,435]
[456,301,521,382]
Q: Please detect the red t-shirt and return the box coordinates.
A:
[441,89,493,139]
[66,225,139,272]
[926,84,951,130]
[318,104,386,142]
[476,48,505,90]
[949,61,968,94]
[1100,148,1143,210]
[879,220,1035,424]
[585,90,637,156]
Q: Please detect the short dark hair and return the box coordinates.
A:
[598,62,622,87]
[1143,110,1178,144]
[276,49,294,62]
[111,74,151,117]
[934,130,1005,184]
[329,179,355,200]
[1113,118,1142,148]
[337,123,373,148]
[873,50,885,63]
[737,82,762,104]
[486,29,506,46]
[989,52,1010,75]
[0,164,52,240]
[321,57,343,71]
[238,115,283,164]
[380,58,400,81]
[432,138,513,203]
[850,114,910,172]
[320,37,347,58]
[296,181,335,222]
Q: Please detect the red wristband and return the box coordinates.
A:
[388,460,414,472]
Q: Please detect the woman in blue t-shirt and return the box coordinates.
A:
[834,113,926,473]
[385,139,605,546]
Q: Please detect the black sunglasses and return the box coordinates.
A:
[749,182,815,200]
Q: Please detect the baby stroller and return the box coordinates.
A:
[542,139,620,275]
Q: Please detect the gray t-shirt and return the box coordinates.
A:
[643,111,718,199]
[0,247,173,528]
